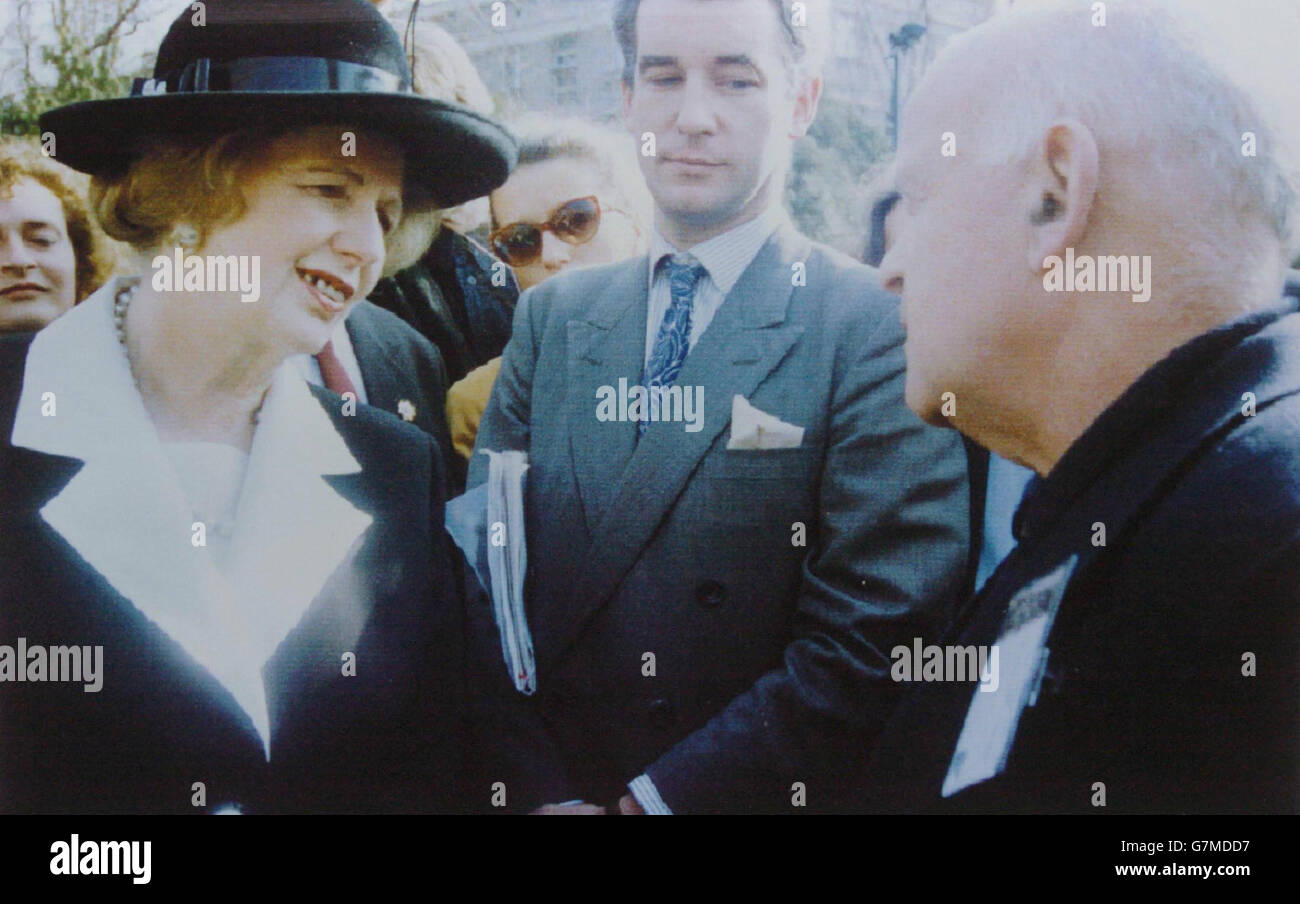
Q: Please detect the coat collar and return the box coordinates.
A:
[952,294,1300,662]
[10,279,373,757]
[1014,293,1300,544]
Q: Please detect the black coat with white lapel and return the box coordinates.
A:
[0,287,560,814]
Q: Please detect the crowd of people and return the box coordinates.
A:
[0,0,1296,814]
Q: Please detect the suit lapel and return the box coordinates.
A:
[566,261,649,530]
[345,313,394,411]
[220,370,375,693]
[13,287,248,727]
[262,448,389,741]
[543,226,810,672]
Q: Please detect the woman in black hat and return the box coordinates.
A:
[0,0,566,814]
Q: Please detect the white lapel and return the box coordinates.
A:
[222,362,374,673]
[11,280,374,757]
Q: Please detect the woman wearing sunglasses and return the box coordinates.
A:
[446,117,650,461]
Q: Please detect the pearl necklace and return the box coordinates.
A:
[111,279,135,348]
[112,280,263,427]
[112,280,257,541]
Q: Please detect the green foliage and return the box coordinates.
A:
[2,56,131,137]
[1,0,152,137]
[785,97,890,258]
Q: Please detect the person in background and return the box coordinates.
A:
[0,140,112,333]
[368,20,521,388]
[292,298,455,490]
[402,16,497,241]
[446,116,650,461]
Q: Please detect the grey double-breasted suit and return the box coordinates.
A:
[471,223,970,812]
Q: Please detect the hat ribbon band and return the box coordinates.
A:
[131,56,409,98]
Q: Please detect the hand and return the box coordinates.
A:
[618,794,645,815]
[530,802,607,815]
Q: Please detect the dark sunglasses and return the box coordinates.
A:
[490,196,605,267]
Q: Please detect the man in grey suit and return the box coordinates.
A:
[471,0,970,814]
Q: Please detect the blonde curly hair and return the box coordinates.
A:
[0,139,113,302]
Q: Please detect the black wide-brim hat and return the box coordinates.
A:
[38,0,515,208]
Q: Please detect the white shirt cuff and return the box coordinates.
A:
[628,774,673,815]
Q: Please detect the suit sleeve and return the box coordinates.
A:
[423,435,574,811]
[458,538,578,811]
[644,298,972,813]
[466,286,542,490]
[451,290,576,808]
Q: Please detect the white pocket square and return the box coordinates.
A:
[726,394,805,449]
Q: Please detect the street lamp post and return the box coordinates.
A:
[889,22,927,149]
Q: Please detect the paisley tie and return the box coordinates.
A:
[641,256,705,436]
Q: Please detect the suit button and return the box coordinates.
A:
[648,698,675,730]
[696,579,727,608]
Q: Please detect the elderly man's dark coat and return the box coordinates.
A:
[860,288,1300,814]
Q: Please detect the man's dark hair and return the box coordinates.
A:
[613,0,821,87]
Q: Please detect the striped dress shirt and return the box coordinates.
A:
[643,206,787,369]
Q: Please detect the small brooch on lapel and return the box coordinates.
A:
[397,399,417,422]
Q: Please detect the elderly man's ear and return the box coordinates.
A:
[1026,118,1099,271]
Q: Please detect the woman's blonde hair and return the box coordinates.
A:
[407,21,494,116]
[90,131,264,253]
[90,127,437,274]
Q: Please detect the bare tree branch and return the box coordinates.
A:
[88,0,144,54]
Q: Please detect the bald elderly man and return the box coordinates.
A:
[861,0,1300,813]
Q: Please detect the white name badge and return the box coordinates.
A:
[941,555,1078,798]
